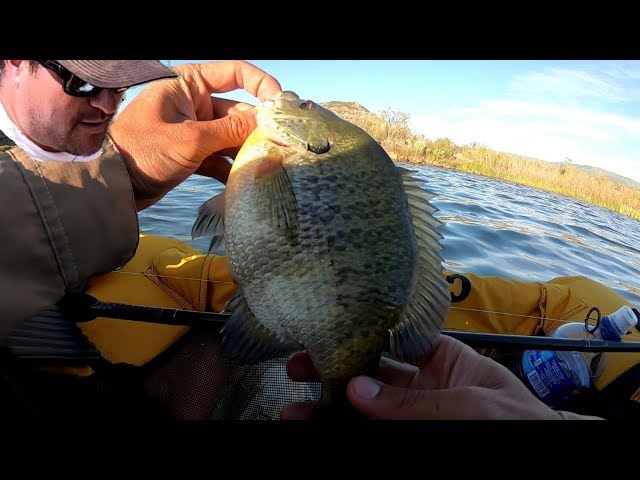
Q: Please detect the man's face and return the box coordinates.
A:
[11,61,125,156]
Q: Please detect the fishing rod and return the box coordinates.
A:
[443,331,640,352]
[7,293,231,361]
[58,292,230,327]
[49,293,640,353]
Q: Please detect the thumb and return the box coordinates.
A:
[347,375,464,420]
[195,109,258,155]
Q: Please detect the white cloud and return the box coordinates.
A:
[410,62,640,184]
[511,61,640,103]
[511,69,626,103]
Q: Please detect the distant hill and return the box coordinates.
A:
[321,102,640,192]
[502,152,640,191]
[321,101,384,130]
[321,101,389,144]
[573,164,640,191]
[321,101,371,115]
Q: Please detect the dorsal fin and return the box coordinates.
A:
[389,166,451,361]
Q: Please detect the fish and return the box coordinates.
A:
[192,91,451,417]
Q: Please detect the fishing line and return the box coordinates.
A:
[109,269,237,286]
[105,270,628,329]
[449,306,561,322]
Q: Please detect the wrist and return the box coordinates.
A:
[107,133,163,211]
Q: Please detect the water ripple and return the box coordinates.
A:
[139,165,640,305]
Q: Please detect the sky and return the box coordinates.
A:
[121,60,640,183]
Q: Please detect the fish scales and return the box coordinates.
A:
[192,91,451,416]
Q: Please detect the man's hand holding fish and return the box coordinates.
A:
[109,61,282,211]
[280,334,581,420]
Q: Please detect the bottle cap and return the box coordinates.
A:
[602,305,638,340]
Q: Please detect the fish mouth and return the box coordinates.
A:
[269,138,330,154]
[270,139,289,148]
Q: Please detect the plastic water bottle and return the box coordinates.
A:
[515,305,638,408]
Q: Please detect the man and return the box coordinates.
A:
[0,59,282,420]
[0,60,281,338]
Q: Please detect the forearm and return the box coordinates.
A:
[114,140,169,211]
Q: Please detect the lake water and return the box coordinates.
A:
[138,163,640,307]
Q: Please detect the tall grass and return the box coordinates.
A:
[338,106,640,222]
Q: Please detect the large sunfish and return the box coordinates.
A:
[192,91,451,416]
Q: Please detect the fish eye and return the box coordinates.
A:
[307,141,330,154]
[299,101,314,110]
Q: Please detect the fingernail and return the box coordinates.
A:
[353,376,381,399]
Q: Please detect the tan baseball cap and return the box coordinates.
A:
[56,60,179,89]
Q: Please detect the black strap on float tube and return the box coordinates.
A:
[44,293,640,353]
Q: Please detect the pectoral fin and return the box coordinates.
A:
[253,159,299,232]
[388,166,451,361]
[220,290,300,365]
[191,192,226,253]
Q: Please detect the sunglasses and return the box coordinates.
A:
[37,60,128,98]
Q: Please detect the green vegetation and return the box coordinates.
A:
[324,103,640,222]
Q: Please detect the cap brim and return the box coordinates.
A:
[56,60,179,89]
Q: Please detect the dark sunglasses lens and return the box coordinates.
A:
[66,75,99,97]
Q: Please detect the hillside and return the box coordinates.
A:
[574,164,640,191]
[322,102,640,193]
[503,152,640,191]
[321,101,371,116]
[321,101,387,140]
[320,101,640,220]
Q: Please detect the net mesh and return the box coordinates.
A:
[141,327,234,420]
[209,357,321,420]
[140,327,321,420]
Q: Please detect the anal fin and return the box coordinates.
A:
[220,290,300,365]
